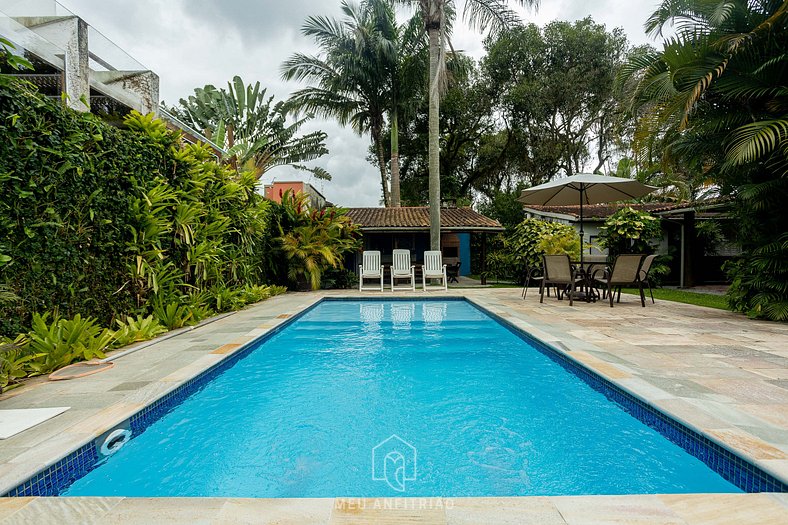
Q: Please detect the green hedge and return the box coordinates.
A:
[0,79,274,335]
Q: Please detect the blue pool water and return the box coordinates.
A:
[65,300,740,497]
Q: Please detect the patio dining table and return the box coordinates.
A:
[570,255,608,302]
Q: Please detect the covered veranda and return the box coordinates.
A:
[344,207,504,283]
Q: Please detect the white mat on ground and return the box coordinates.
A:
[0,407,70,439]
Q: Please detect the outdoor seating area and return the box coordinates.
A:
[359,249,448,291]
[531,253,658,307]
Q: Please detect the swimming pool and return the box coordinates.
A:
[51,299,753,497]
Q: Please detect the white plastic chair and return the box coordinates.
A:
[359,250,384,291]
[391,249,415,291]
[422,250,447,291]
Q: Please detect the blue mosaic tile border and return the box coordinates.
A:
[5,297,786,496]
[466,299,788,494]
[3,300,323,497]
[4,441,98,497]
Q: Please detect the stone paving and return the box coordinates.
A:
[0,289,787,524]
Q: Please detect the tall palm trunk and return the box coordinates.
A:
[373,127,391,206]
[427,23,441,250]
[390,107,401,207]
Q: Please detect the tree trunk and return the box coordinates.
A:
[390,107,401,207]
[428,25,441,250]
[374,132,391,207]
[227,124,238,172]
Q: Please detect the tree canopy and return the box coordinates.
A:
[620,0,788,320]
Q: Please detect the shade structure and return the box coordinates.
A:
[518,174,658,266]
[517,173,658,206]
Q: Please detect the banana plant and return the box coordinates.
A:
[172,76,331,180]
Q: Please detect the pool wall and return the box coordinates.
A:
[4,297,786,497]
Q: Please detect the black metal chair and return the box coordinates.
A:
[522,264,547,299]
[446,261,461,283]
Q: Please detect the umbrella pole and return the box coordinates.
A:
[579,185,585,267]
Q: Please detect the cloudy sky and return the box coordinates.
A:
[60,0,663,207]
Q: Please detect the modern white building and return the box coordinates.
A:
[0,0,159,114]
[0,0,224,153]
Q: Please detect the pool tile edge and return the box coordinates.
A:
[2,292,786,497]
[0,295,324,497]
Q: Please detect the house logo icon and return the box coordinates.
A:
[371,434,417,492]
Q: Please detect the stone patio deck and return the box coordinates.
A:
[1,289,787,524]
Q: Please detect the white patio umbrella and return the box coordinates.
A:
[517,173,658,266]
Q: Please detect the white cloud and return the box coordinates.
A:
[61,0,661,206]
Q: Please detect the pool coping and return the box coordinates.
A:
[0,291,786,499]
[0,294,325,497]
[2,493,788,523]
[462,296,785,492]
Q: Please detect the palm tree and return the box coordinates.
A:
[619,0,788,320]
[282,1,399,206]
[375,2,431,207]
[398,0,537,249]
[621,0,787,178]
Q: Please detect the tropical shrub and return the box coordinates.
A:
[25,313,114,374]
[483,250,517,283]
[277,191,361,290]
[598,207,662,258]
[113,315,168,347]
[281,225,341,290]
[0,78,280,335]
[320,268,359,290]
[535,230,581,258]
[0,76,304,384]
[619,0,787,320]
[0,337,41,392]
[207,286,247,313]
[485,219,580,281]
[153,302,196,330]
[726,233,788,321]
[0,281,289,388]
[239,284,273,304]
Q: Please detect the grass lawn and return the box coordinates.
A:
[621,288,729,310]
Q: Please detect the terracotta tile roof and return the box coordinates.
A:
[523,202,684,220]
[345,207,504,231]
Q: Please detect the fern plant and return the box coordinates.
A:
[726,233,788,321]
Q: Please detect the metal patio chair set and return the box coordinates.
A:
[522,253,657,307]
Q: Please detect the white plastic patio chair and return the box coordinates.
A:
[422,250,447,291]
[359,250,384,291]
[391,249,415,291]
